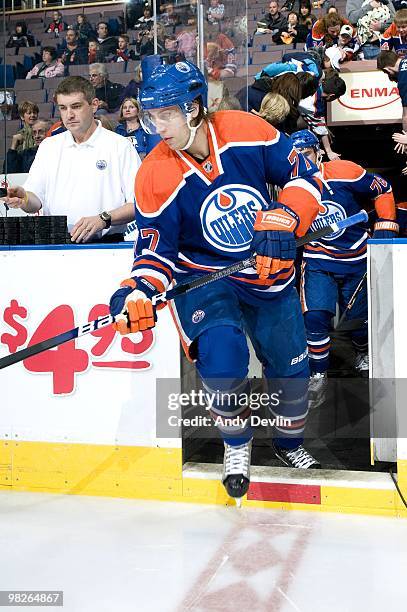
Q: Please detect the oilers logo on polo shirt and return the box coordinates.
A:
[200,184,267,252]
[96,160,107,170]
[309,200,347,241]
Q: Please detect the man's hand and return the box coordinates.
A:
[70,215,107,243]
[109,278,157,335]
[2,186,27,208]
[251,208,297,280]
[11,133,24,150]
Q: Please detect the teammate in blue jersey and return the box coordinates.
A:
[291,130,398,405]
[109,61,325,502]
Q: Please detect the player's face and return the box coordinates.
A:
[56,92,97,138]
[143,106,193,149]
[298,147,317,164]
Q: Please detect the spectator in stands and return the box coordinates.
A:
[134,6,154,32]
[6,21,35,49]
[377,49,407,129]
[88,63,125,113]
[337,23,362,59]
[88,40,102,64]
[135,24,166,58]
[75,14,96,46]
[184,0,198,25]
[307,12,354,48]
[0,91,15,121]
[96,22,119,61]
[299,1,317,29]
[15,101,39,152]
[45,11,67,36]
[381,8,407,56]
[256,1,288,36]
[269,72,302,132]
[160,3,182,31]
[4,76,140,243]
[326,4,338,13]
[58,28,88,74]
[298,72,346,158]
[26,46,65,79]
[176,24,198,61]
[254,92,291,129]
[115,97,148,157]
[205,41,237,80]
[111,35,137,62]
[207,0,225,26]
[347,0,395,58]
[274,11,310,43]
[4,118,51,173]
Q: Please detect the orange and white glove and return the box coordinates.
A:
[109,278,157,335]
[251,207,298,280]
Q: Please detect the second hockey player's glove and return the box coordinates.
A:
[109,277,158,335]
[373,218,399,239]
[251,207,298,280]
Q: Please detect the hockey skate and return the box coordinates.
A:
[354,352,369,377]
[308,372,328,409]
[222,440,252,507]
[271,441,321,469]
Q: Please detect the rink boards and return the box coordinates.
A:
[0,245,406,518]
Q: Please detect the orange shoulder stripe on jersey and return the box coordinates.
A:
[278,184,320,237]
[212,110,279,150]
[322,159,365,181]
[134,145,189,216]
[375,192,396,220]
[311,20,324,40]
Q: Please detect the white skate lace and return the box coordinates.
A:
[355,353,369,371]
[224,442,251,479]
[285,445,318,469]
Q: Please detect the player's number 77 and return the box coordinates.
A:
[0,210,368,370]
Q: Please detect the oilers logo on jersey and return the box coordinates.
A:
[200,184,267,252]
[309,200,347,241]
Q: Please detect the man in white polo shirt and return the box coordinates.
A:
[4,76,141,243]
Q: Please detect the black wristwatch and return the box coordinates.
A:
[99,211,112,229]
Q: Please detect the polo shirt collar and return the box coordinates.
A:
[65,120,102,148]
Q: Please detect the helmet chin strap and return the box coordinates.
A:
[180,114,203,151]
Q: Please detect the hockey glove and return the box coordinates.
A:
[109,277,158,335]
[251,207,298,280]
[373,219,399,239]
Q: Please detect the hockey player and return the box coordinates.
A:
[109,61,324,503]
[291,130,397,405]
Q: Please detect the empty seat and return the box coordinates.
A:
[67,65,89,77]
[110,73,131,86]
[107,62,126,75]
[15,89,47,103]
[37,102,54,118]
[14,78,43,91]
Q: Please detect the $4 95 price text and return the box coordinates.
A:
[0,300,154,395]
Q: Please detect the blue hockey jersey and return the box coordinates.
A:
[303,159,396,273]
[131,110,322,300]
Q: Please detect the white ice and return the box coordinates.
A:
[0,491,407,612]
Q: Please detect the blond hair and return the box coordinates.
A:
[257,93,290,127]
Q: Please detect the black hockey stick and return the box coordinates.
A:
[0,210,368,370]
[334,271,367,332]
